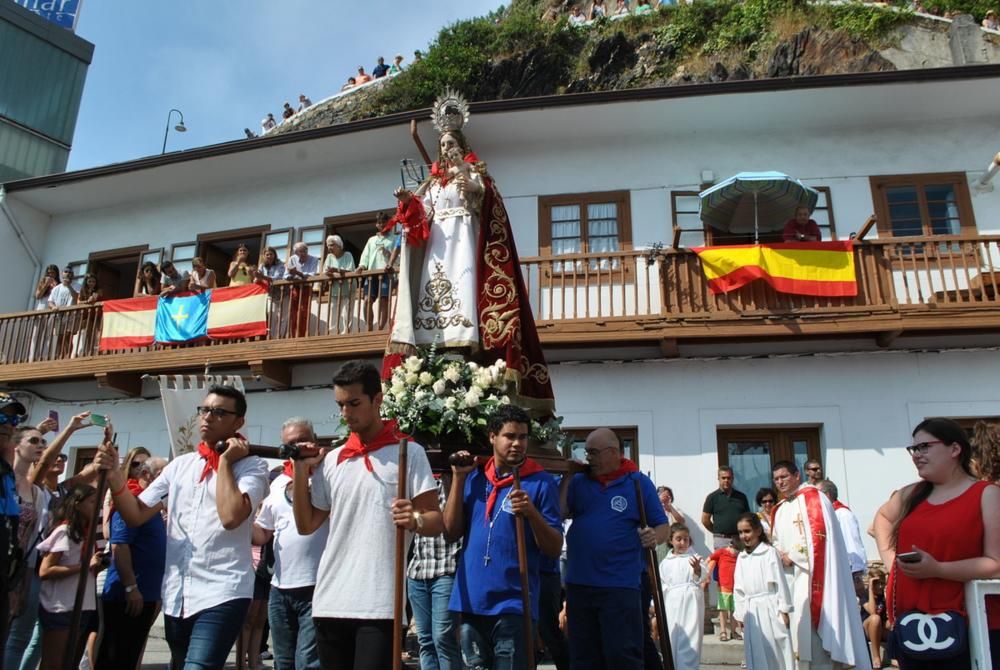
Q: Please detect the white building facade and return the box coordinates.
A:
[2,67,1000,557]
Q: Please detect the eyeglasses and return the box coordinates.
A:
[196,406,239,418]
[584,446,617,456]
[760,498,775,504]
[0,415,24,427]
[806,466,822,471]
[906,440,946,456]
[23,437,46,446]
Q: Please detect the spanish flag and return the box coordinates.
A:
[99,284,269,352]
[691,241,857,297]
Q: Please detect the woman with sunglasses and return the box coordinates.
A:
[874,418,1000,669]
[3,426,53,670]
[754,487,777,539]
[6,410,98,670]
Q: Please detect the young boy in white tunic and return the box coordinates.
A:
[658,523,706,670]
[734,513,794,670]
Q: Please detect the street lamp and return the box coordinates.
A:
[161,109,187,154]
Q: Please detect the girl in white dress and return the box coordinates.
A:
[658,523,706,670]
[733,513,795,670]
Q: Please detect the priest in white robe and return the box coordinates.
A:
[770,461,870,670]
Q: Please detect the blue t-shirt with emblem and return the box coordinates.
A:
[565,471,667,589]
[449,466,562,620]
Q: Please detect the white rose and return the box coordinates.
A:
[390,381,406,396]
[495,359,506,370]
[444,366,461,383]
[418,371,434,386]
[432,379,447,396]
[467,361,479,372]
[414,390,429,402]
[404,356,423,373]
[463,390,481,408]
[405,372,419,386]
[500,395,510,404]
[444,397,457,410]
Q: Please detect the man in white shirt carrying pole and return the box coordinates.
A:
[96,384,269,670]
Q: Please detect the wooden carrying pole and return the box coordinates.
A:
[65,468,108,670]
[634,478,675,670]
[392,438,409,670]
[511,465,536,669]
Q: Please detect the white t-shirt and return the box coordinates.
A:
[139,451,269,618]
[48,283,75,307]
[255,480,328,589]
[310,441,435,619]
[38,524,96,613]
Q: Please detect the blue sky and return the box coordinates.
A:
[67,1,501,171]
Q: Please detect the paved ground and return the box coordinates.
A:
[136,615,743,668]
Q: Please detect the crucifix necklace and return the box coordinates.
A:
[483,486,512,567]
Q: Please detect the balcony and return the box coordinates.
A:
[3,234,1000,389]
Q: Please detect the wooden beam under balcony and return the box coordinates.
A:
[95,372,142,397]
[249,359,291,388]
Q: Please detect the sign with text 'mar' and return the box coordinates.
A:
[10,0,82,31]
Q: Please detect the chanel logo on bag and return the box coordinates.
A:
[898,612,958,652]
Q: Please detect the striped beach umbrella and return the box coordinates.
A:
[699,171,820,243]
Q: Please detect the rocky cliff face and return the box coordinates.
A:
[269,13,996,136]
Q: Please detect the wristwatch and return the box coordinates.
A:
[124,585,137,594]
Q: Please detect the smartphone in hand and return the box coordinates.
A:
[48,410,59,432]
[897,551,921,563]
[90,413,108,427]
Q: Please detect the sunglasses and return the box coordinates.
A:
[196,406,239,418]
[0,415,24,427]
[129,461,144,470]
[761,498,775,504]
[56,455,68,463]
[23,437,47,446]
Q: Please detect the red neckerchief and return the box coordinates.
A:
[483,456,544,523]
[337,420,407,473]
[110,478,144,515]
[282,459,294,478]
[590,458,639,490]
[430,151,480,186]
[197,434,247,482]
[832,500,849,512]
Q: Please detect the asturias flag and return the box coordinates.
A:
[155,292,210,343]
[692,241,857,297]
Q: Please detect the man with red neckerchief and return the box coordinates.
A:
[291,361,442,670]
[444,404,563,670]
[558,427,669,669]
[770,460,868,670]
[95,384,269,670]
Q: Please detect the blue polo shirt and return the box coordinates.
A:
[102,510,167,602]
[449,467,561,620]
[565,471,667,590]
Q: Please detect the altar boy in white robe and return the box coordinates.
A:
[770,461,869,670]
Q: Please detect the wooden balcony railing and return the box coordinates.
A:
[3,235,1000,368]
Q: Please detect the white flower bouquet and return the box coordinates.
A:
[381,343,512,443]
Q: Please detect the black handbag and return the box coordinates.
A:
[889,567,968,661]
